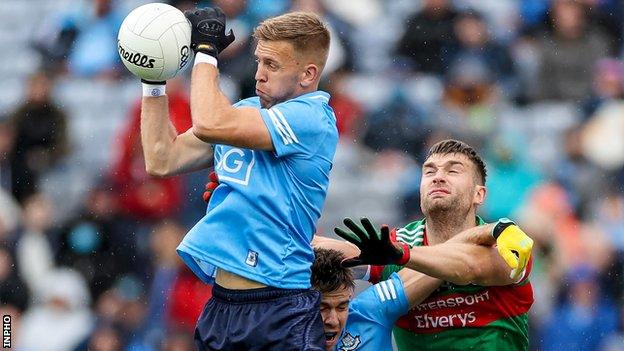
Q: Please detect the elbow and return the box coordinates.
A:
[145,163,170,178]
[192,125,213,143]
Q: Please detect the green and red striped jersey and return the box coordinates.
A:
[370,218,534,351]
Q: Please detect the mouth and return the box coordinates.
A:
[428,189,450,196]
[325,332,338,343]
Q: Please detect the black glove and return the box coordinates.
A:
[334,218,410,268]
[185,7,235,57]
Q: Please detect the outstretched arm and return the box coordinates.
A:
[334,218,533,286]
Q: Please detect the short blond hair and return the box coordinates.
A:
[253,12,330,69]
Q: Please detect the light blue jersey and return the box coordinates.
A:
[177,91,338,289]
[336,273,409,351]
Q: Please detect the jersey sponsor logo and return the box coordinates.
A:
[415,291,490,312]
[396,284,534,334]
[216,148,255,185]
[414,312,476,329]
[338,332,361,351]
[245,250,258,267]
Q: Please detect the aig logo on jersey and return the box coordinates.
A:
[215,147,255,186]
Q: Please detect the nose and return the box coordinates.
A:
[255,65,266,82]
[324,309,339,327]
[432,172,446,184]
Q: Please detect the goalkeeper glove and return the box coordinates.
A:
[202,171,219,203]
[185,7,235,57]
[334,217,410,267]
[492,218,534,280]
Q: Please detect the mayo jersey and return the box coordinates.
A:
[371,218,534,351]
[177,91,338,289]
[336,273,409,351]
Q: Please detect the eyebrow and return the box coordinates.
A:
[423,160,466,168]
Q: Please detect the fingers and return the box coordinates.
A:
[360,218,379,241]
[343,218,367,239]
[341,257,364,268]
[209,171,218,182]
[334,227,363,247]
[379,225,390,243]
[497,245,519,270]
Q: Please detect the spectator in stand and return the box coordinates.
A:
[533,0,611,102]
[324,70,364,139]
[540,265,618,351]
[19,268,95,351]
[15,192,56,294]
[55,183,139,300]
[581,58,624,120]
[8,71,69,202]
[395,0,458,74]
[444,10,517,96]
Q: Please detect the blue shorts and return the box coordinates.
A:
[194,284,324,350]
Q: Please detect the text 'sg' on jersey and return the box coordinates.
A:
[336,273,409,351]
[374,218,534,351]
[177,91,338,289]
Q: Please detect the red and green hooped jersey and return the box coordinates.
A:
[370,218,534,351]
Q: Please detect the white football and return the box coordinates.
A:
[117,3,192,81]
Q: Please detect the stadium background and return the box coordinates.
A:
[0,0,623,350]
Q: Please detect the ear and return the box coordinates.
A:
[473,184,486,207]
[300,63,319,88]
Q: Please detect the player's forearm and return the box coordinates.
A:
[312,235,361,258]
[140,96,179,176]
[405,243,489,285]
[190,64,236,143]
[447,223,496,246]
[399,269,443,308]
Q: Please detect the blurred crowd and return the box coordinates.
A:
[0,0,623,350]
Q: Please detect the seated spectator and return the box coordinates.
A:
[581,58,624,120]
[533,0,611,101]
[395,0,458,74]
[8,71,68,202]
[19,268,95,351]
[443,10,517,96]
[540,265,618,351]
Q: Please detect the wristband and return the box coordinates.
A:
[142,83,166,97]
[194,52,218,67]
[492,218,515,239]
[396,242,411,265]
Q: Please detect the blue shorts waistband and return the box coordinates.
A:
[212,284,312,303]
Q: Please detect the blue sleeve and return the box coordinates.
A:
[258,99,330,158]
[355,273,409,327]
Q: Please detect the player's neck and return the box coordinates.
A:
[425,211,477,245]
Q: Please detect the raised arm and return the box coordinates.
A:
[186,8,273,150]
[141,94,214,177]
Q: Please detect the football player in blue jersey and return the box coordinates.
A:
[140,7,337,350]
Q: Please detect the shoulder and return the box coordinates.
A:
[396,219,425,247]
[274,91,332,113]
[233,96,261,108]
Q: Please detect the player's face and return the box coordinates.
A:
[420,153,485,216]
[320,286,353,351]
[254,40,306,108]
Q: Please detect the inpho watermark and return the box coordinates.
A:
[2,315,10,348]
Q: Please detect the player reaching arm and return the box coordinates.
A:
[334,217,533,285]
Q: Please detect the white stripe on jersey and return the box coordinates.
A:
[375,284,386,302]
[397,225,425,236]
[386,280,397,299]
[266,109,292,145]
[271,107,299,144]
[380,281,392,300]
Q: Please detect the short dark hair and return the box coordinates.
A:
[426,139,487,185]
[311,248,355,293]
